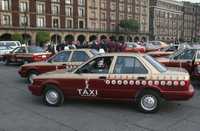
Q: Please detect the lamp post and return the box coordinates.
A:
[23,11,28,46]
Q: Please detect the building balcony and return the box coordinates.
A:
[0,26,149,35]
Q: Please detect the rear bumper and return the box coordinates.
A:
[162,85,195,101]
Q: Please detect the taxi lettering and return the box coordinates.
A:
[77,80,98,97]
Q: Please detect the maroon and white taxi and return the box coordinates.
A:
[3,46,51,65]
[157,48,200,78]
[19,49,99,83]
[28,53,194,113]
[123,42,146,53]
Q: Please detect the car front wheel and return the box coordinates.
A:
[136,90,161,113]
[43,85,64,106]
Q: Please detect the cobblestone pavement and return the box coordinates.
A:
[0,63,200,131]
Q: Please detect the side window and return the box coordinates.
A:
[15,47,26,53]
[71,51,89,62]
[174,50,196,60]
[113,56,148,74]
[51,51,71,62]
[77,57,113,74]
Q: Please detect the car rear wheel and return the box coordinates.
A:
[27,71,39,84]
[136,90,161,113]
[43,85,64,106]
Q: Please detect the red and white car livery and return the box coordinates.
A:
[157,48,200,78]
[3,46,51,65]
[123,42,146,53]
[29,53,194,113]
[19,49,99,83]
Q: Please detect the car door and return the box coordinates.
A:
[69,51,90,69]
[171,49,196,73]
[43,51,72,71]
[104,56,149,99]
[73,56,115,98]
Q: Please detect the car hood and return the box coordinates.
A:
[35,69,77,79]
[22,61,48,67]
[156,57,170,63]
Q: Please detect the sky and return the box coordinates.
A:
[177,0,200,3]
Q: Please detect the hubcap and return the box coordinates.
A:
[141,95,157,111]
[29,74,37,84]
[45,90,59,105]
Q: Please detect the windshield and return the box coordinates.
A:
[28,46,45,53]
[144,55,167,73]
[168,49,184,59]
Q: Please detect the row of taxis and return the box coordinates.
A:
[14,45,195,113]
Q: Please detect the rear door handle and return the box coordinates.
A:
[99,76,107,79]
[137,77,146,80]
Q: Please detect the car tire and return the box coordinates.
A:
[136,90,161,113]
[27,71,39,84]
[3,59,9,65]
[43,85,64,106]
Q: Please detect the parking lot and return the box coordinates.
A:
[0,63,200,131]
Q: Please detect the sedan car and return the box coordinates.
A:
[0,46,13,61]
[2,46,52,65]
[28,53,194,113]
[123,42,145,53]
[19,49,99,83]
[157,48,200,78]
[147,45,179,57]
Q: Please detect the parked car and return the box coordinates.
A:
[147,45,179,57]
[157,48,200,78]
[145,41,169,52]
[19,49,100,83]
[0,41,21,49]
[28,53,194,113]
[0,46,13,61]
[123,42,145,53]
[3,46,52,65]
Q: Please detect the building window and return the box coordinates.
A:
[65,7,72,17]
[65,0,72,4]
[52,0,60,2]
[101,23,106,30]
[52,18,59,28]
[20,15,28,26]
[110,2,116,10]
[110,13,116,20]
[19,1,29,12]
[36,2,45,14]
[1,14,11,26]
[79,20,84,29]
[78,8,85,17]
[1,0,10,11]
[37,16,45,27]
[78,0,85,6]
[66,19,72,28]
[52,4,60,15]
[101,12,106,20]
[100,1,106,9]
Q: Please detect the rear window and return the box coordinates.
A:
[144,55,167,73]
[28,47,45,53]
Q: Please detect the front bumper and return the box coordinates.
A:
[162,85,195,101]
[28,84,43,96]
[18,69,27,78]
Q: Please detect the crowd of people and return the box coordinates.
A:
[46,39,128,54]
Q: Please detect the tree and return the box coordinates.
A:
[119,19,140,32]
[12,33,23,43]
[36,31,50,47]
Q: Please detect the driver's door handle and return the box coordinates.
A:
[99,76,107,79]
